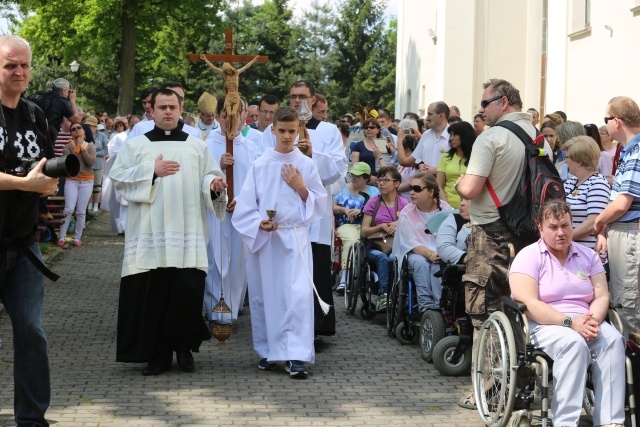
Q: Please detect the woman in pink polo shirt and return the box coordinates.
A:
[509,200,625,427]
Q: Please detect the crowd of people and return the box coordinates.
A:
[1,33,639,427]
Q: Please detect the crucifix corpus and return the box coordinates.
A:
[189,28,268,199]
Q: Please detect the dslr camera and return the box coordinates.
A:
[3,153,80,178]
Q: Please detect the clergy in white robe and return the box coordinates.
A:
[232,108,327,365]
[102,129,130,233]
[203,116,256,322]
[258,96,347,336]
[110,89,227,375]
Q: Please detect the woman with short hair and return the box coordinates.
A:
[562,136,611,250]
[509,199,625,427]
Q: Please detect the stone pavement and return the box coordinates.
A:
[0,213,485,427]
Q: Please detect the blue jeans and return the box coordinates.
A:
[407,252,442,312]
[0,243,50,426]
[365,248,393,294]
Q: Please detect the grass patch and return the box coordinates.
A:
[39,241,57,258]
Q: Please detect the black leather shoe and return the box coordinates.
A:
[142,352,172,376]
[176,350,194,372]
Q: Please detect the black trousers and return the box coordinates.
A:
[312,243,335,336]
[116,268,211,363]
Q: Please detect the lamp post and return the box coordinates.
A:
[69,60,80,89]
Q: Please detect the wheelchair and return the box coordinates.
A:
[331,226,343,292]
[418,263,473,376]
[473,296,637,427]
[344,240,396,319]
[386,253,420,344]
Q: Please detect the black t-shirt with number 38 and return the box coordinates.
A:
[0,98,53,246]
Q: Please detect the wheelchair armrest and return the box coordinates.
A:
[501,296,527,313]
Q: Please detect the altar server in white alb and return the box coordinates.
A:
[257,81,347,338]
[233,106,327,378]
[203,95,255,322]
[110,88,227,376]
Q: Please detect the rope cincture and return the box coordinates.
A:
[280,224,332,315]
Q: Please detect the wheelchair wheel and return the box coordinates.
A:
[582,386,595,423]
[344,246,353,310]
[473,311,517,427]
[386,278,399,337]
[433,335,471,376]
[420,309,446,363]
[345,247,360,314]
[396,321,419,345]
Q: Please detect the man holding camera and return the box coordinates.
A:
[0,35,58,426]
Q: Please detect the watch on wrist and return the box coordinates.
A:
[562,317,572,327]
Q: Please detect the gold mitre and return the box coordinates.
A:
[198,92,217,114]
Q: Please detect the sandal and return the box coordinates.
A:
[458,392,476,410]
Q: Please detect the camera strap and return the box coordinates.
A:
[0,236,59,282]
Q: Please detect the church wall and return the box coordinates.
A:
[562,1,640,124]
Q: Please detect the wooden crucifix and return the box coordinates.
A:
[189,28,268,200]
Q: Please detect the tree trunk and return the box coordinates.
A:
[117,0,137,116]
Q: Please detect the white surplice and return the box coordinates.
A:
[257,122,347,245]
[232,148,327,363]
[110,128,226,278]
[203,130,255,321]
[102,130,130,233]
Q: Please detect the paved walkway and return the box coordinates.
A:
[0,213,485,426]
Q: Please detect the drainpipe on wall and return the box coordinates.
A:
[540,0,548,119]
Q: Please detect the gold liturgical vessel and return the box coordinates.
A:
[211,296,233,345]
[266,209,277,223]
[297,100,312,153]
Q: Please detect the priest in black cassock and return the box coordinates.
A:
[110,88,227,376]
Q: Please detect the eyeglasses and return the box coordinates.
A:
[70,126,83,131]
[364,126,378,130]
[341,120,350,123]
[604,117,616,124]
[409,185,428,193]
[288,94,309,100]
[260,110,275,116]
[377,178,397,184]
[480,95,504,109]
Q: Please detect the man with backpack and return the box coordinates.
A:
[31,78,82,141]
[454,79,556,408]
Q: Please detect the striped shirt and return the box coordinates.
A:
[53,131,71,157]
[610,133,640,222]
[564,173,611,249]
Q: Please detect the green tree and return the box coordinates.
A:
[283,1,340,104]
[10,0,224,115]
[331,0,395,117]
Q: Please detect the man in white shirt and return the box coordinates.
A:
[397,101,450,175]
